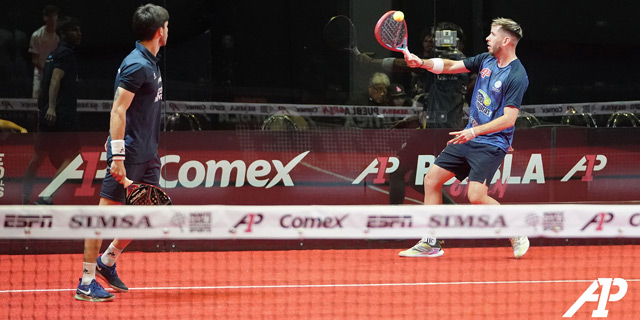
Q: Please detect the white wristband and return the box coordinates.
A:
[111,139,125,160]
[382,58,395,72]
[431,58,444,74]
[470,127,477,137]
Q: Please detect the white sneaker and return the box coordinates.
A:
[398,237,444,258]
[510,236,530,258]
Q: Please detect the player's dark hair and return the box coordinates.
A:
[132,4,169,41]
[43,5,59,17]
[56,16,81,38]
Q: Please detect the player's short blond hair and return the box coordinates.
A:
[369,72,390,87]
[492,18,523,42]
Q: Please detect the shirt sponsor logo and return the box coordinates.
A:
[492,80,502,93]
[475,90,492,116]
[480,68,491,78]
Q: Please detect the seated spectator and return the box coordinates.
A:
[346,72,390,106]
[389,83,412,106]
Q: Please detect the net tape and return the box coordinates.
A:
[1,98,639,119]
[2,204,639,240]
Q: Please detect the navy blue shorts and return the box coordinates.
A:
[434,141,506,184]
[99,157,161,203]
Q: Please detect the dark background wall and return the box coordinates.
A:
[1,0,639,104]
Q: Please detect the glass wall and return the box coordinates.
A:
[1,0,639,132]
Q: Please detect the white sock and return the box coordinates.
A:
[101,244,123,267]
[81,262,96,285]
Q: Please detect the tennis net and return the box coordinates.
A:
[1,204,639,319]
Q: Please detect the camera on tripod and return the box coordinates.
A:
[434,29,462,60]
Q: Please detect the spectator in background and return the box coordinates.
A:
[389,83,412,107]
[357,24,471,205]
[0,11,31,98]
[29,5,60,99]
[415,22,471,129]
[22,16,81,205]
[347,72,390,106]
[213,34,238,87]
[357,22,472,128]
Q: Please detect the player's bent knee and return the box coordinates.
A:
[423,176,441,192]
[467,189,487,204]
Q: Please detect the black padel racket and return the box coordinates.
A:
[323,15,361,55]
[124,178,172,205]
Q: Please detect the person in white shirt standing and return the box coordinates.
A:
[28,5,59,99]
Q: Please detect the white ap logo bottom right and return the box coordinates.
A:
[564,278,628,318]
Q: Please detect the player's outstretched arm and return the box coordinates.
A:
[402,51,469,74]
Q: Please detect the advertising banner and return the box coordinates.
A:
[1,128,639,206]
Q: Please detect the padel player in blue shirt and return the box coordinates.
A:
[399,18,530,259]
[75,4,170,302]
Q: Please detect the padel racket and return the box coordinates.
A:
[323,15,361,55]
[374,11,409,55]
[124,178,172,205]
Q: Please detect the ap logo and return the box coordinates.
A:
[563,278,628,318]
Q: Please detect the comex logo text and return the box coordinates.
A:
[563,278,628,318]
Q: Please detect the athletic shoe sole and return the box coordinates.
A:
[96,272,128,293]
[398,249,444,258]
[74,293,115,302]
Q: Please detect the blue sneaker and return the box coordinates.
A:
[75,279,114,302]
[96,255,129,292]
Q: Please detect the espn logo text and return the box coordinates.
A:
[3,215,53,228]
[367,215,412,228]
[564,278,628,318]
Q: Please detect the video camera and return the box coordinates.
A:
[434,29,463,60]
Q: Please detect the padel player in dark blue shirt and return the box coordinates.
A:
[75,4,170,302]
[399,18,531,259]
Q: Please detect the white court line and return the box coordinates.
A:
[3,279,639,294]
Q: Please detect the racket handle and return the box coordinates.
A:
[124,178,133,188]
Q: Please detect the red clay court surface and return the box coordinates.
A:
[1,245,639,319]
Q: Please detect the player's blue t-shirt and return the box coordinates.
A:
[463,52,528,152]
[107,42,163,164]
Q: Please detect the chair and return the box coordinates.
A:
[560,110,597,127]
[163,113,202,131]
[515,110,541,128]
[606,111,640,128]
